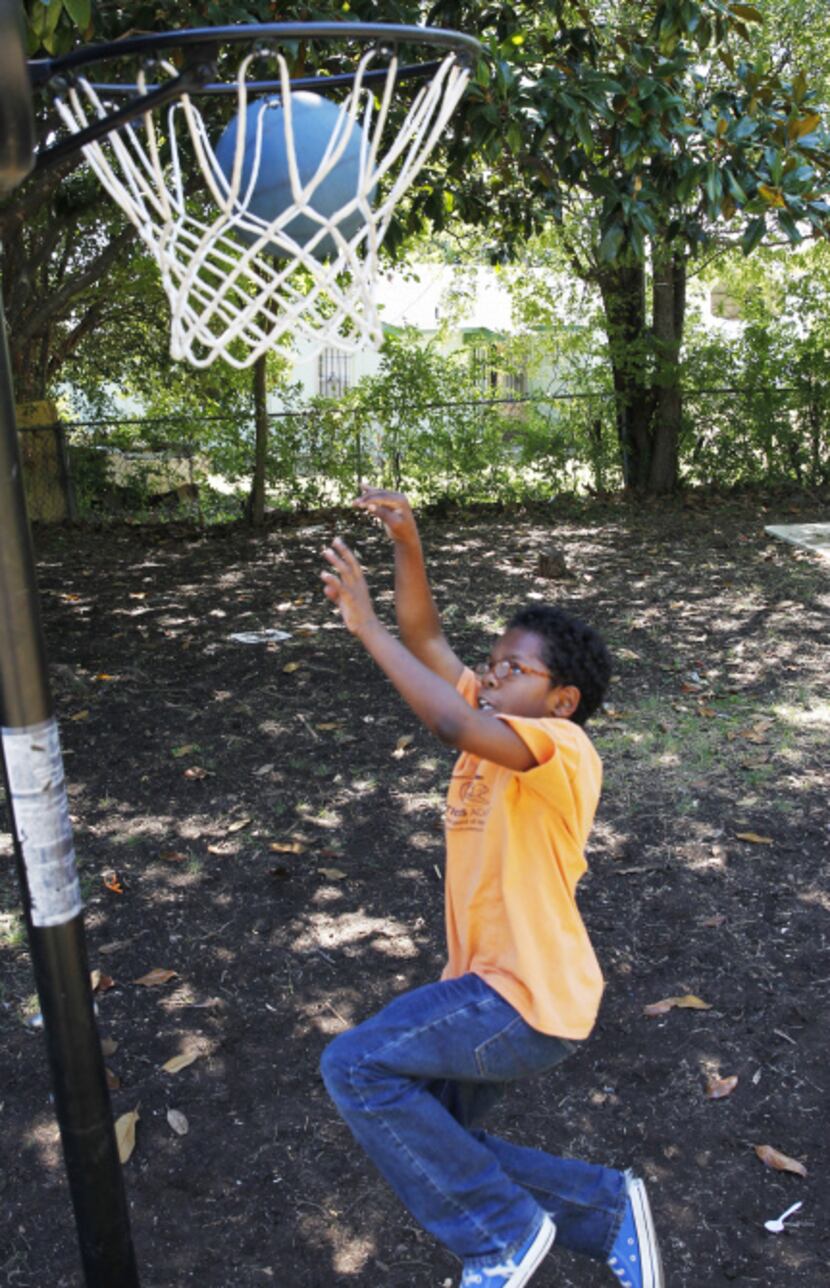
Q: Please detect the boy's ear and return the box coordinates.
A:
[547,684,580,718]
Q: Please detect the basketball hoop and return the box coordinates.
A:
[27,23,482,369]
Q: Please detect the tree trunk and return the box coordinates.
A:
[596,247,687,494]
[248,356,268,526]
[649,244,686,494]
[596,261,653,490]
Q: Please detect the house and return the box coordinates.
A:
[284,263,540,404]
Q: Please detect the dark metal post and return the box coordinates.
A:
[0,280,140,1283]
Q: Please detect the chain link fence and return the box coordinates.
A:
[16,383,828,525]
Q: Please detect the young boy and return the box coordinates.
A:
[319,488,663,1288]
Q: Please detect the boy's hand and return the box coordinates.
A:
[353,485,418,544]
[321,538,378,636]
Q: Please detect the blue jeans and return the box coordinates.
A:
[321,973,626,1272]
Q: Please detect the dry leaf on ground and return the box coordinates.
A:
[283,661,302,673]
[162,1048,203,1074]
[105,1068,121,1091]
[171,744,199,758]
[167,1108,189,1136]
[100,1036,119,1057]
[644,994,713,1017]
[270,840,306,854]
[134,968,178,987]
[159,849,188,863]
[318,867,347,880]
[226,817,252,834]
[705,1073,739,1100]
[393,734,415,759]
[90,970,116,993]
[754,1144,807,1177]
[735,831,774,845]
[115,1108,139,1163]
[184,766,210,780]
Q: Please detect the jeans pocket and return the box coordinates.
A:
[474,1014,577,1080]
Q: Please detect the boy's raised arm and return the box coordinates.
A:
[321,538,536,772]
[353,487,464,686]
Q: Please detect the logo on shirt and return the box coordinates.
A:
[446,772,491,831]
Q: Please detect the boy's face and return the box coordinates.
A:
[476,627,580,720]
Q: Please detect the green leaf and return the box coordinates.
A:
[741,215,766,255]
[724,169,748,204]
[777,211,802,244]
[730,4,763,22]
[789,113,822,142]
[599,223,625,263]
[62,0,91,29]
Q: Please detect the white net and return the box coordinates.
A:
[52,46,471,369]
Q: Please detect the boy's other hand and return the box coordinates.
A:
[353,486,417,544]
[321,538,378,636]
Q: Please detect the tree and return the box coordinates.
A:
[424,0,830,492]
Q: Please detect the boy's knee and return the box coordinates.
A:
[320,1030,354,1097]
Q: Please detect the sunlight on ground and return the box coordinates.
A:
[23,1113,62,1171]
[291,909,419,960]
[774,698,830,731]
[798,887,830,913]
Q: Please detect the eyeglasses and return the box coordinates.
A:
[474,659,552,682]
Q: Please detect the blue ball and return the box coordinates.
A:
[214,92,373,261]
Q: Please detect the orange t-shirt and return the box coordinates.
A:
[441,668,604,1039]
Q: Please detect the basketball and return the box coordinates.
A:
[214,92,374,260]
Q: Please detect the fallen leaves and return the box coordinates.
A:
[115,1107,140,1163]
[183,766,210,781]
[269,840,306,855]
[90,970,116,994]
[171,743,199,759]
[754,1145,807,1177]
[134,968,178,988]
[735,831,774,845]
[318,867,347,880]
[393,734,415,759]
[644,994,712,1017]
[705,1073,739,1100]
[162,1047,204,1074]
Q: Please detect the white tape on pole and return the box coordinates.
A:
[1,718,82,927]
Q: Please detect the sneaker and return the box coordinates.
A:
[608,1173,664,1288]
[460,1214,556,1287]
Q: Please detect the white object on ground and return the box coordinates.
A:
[764,1201,802,1233]
[765,523,830,562]
[228,630,292,644]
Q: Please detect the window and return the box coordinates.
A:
[470,344,527,404]
[317,348,353,398]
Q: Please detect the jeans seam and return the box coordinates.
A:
[473,1013,526,1078]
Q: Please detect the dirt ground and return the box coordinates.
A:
[1,491,829,1288]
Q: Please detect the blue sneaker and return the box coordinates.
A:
[460,1214,556,1287]
[608,1173,664,1288]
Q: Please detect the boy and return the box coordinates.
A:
[319,488,663,1288]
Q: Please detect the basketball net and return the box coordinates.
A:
[52,47,470,369]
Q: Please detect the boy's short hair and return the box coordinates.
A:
[508,604,612,726]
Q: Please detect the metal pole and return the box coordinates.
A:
[0,282,140,1284]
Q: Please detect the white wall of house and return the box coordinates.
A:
[279,263,535,406]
